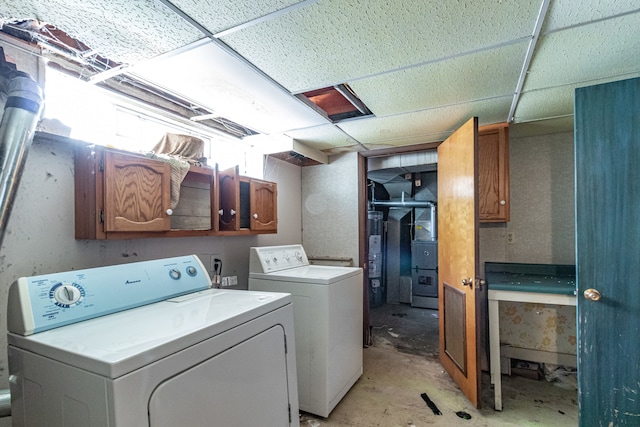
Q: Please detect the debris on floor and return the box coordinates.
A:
[420,392,442,415]
[456,411,472,420]
[511,359,543,380]
[388,330,400,338]
[543,363,578,389]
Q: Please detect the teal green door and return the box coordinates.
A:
[575,77,640,426]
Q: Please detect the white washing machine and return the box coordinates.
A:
[7,255,299,427]
[248,245,363,417]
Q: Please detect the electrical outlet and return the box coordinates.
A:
[507,232,515,244]
[221,276,238,287]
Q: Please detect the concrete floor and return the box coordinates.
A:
[300,303,578,427]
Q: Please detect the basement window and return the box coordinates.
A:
[297,83,373,122]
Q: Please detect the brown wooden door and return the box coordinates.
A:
[218,166,240,231]
[104,151,171,232]
[437,117,481,408]
[250,180,277,232]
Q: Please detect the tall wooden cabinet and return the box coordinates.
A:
[478,123,510,222]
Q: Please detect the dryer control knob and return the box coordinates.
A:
[52,284,83,306]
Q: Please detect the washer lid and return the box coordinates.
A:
[8,289,290,379]
[249,265,363,285]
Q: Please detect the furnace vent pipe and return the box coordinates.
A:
[370,199,435,209]
[370,192,435,209]
[0,53,43,250]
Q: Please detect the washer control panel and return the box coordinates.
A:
[8,255,211,336]
[249,245,309,273]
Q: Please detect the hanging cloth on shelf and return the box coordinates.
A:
[148,133,206,209]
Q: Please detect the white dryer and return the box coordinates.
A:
[7,255,299,427]
[248,245,363,417]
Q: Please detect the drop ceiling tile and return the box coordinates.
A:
[350,42,527,116]
[515,71,640,123]
[514,86,575,123]
[170,0,302,34]
[543,0,640,32]
[285,124,360,151]
[221,0,541,92]
[510,117,574,138]
[524,13,640,91]
[129,40,328,135]
[0,0,202,63]
[338,96,512,146]
[362,131,452,150]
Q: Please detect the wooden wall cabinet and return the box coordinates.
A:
[478,123,510,222]
[218,166,277,234]
[75,145,276,239]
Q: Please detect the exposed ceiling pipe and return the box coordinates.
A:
[370,192,435,209]
[0,49,44,251]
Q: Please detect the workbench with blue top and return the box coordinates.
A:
[486,262,577,410]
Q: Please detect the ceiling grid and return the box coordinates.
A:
[1,0,639,151]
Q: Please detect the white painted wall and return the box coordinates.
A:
[301,152,360,267]
[0,136,301,412]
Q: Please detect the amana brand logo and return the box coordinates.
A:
[125,279,142,285]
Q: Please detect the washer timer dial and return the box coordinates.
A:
[50,283,85,308]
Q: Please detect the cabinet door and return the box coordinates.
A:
[218,166,240,231]
[104,151,171,232]
[478,123,509,222]
[250,180,277,232]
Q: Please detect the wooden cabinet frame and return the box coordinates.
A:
[478,123,510,222]
[74,144,275,239]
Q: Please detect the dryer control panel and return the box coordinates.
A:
[249,245,309,274]
[8,255,211,336]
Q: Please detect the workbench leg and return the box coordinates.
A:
[488,298,503,411]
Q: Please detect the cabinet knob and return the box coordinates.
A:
[166,209,173,216]
[218,209,223,216]
[500,200,506,205]
[230,209,236,216]
[253,213,258,219]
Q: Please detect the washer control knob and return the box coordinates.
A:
[294,251,303,261]
[169,269,181,280]
[186,266,198,276]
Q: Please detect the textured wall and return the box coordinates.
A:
[0,137,302,398]
[492,130,577,357]
[507,131,575,264]
[301,152,360,266]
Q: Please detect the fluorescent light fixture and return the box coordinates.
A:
[127,39,329,135]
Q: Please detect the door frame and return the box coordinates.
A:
[357,141,441,345]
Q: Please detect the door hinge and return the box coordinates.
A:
[288,404,292,423]
[99,209,104,224]
[284,334,288,354]
[98,158,104,172]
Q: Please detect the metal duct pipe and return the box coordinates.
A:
[371,199,435,208]
[0,53,43,250]
[0,389,9,417]
[371,192,435,209]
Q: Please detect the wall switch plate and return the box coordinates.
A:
[507,232,515,244]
